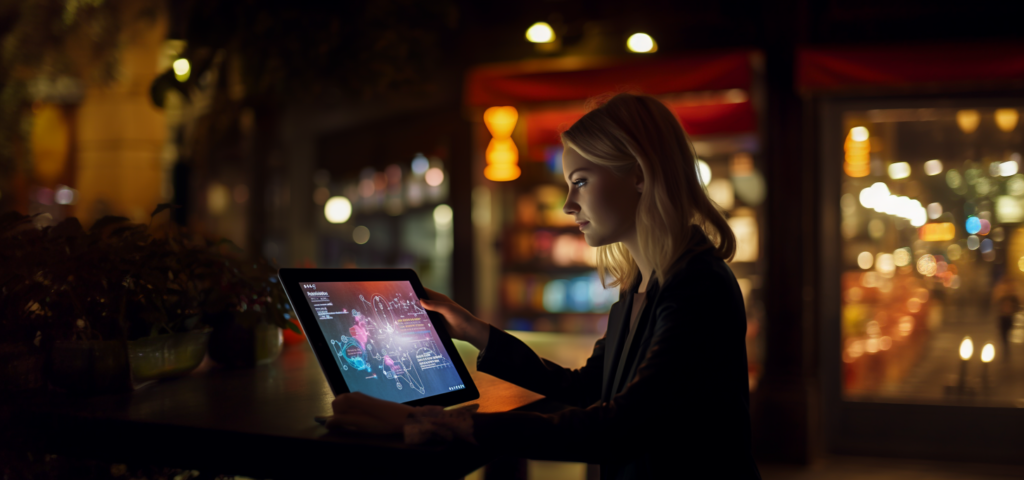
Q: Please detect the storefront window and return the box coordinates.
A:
[839,105,1024,407]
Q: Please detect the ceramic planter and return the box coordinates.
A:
[127,330,211,386]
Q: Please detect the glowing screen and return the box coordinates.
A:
[299,281,466,403]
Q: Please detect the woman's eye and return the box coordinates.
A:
[573,179,587,189]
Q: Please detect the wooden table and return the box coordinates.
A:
[0,342,551,479]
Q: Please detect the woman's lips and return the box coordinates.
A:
[577,221,590,231]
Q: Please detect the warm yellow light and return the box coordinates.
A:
[995,108,1019,132]
[857,251,874,270]
[888,162,911,180]
[483,106,521,182]
[173,58,191,82]
[844,127,870,178]
[956,109,980,134]
[484,106,518,138]
[324,196,352,224]
[525,22,555,43]
[627,33,657,53]
[981,343,995,363]
[924,159,943,176]
[959,336,974,361]
[433,204,453,227]
[207,182,230,215]
[919,222,956,241]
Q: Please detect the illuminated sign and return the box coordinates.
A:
[919,222,955,241]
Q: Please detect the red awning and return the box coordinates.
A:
[797,43,1024,92]
[525,100,756,160]
[465,51,757,107]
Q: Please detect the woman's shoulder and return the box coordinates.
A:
[659,247,740,299]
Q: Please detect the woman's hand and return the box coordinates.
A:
[325,392,414,435]
[420,288,490,350]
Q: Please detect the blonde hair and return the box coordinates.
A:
[561,93,736,289]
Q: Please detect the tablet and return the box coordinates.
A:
[278,268,479,407]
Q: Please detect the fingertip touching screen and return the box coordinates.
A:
[298,281,467,403]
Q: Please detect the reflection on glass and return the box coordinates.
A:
[840,105,1024,407]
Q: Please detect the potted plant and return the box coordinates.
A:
[0,206,299,393]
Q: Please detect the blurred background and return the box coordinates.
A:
[2,0,1024,478]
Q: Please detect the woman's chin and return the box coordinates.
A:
[582,232,607,248]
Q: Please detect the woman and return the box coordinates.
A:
[326,93,761,479]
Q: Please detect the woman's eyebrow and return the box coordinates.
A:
[567,167,590,180]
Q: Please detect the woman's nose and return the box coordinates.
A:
[563,197,579,216]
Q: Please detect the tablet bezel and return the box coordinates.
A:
[277,268,480,407]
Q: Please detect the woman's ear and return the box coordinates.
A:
[634,163,645,193]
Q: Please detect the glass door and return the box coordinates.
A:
[820,97,1024,463]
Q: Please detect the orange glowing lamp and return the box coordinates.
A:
[483,106,521,182]
[919,222,956,242]
[844,126,870,178]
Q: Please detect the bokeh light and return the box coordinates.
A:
[924,159,943,176]
[888,162,910,180]
[626,33,656,53]
[916,254,937,276]
[352,226,370,244]
[525,22,555,43]
[173,58,191,82]
[697,159,712,186]
[981,343,995,363]
[324,196,352,224]
[433,203,453,227]
[959,336,974,361]
[425,167,445,187]
[857,251,874,269]
[965,216,981,234]
[411,153,429,175]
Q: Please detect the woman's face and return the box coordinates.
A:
[561,146,642,247]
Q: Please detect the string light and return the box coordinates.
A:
[626,33,657,53]
[173,58,190,82]
[525,22,555,43]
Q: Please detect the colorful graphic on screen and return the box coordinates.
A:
[299,281,465,403]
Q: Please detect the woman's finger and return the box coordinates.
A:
[422,287,452,302]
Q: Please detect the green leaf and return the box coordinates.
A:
[285,320,301,334]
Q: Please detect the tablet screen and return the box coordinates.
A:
[297,281,467,403]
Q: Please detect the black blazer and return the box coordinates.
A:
[473,230,761,479]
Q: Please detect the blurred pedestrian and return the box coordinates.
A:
[992,273,1018,362]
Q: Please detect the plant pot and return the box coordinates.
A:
[127,330,211,387]
[207,321,283,368]
[49,340,131,394]
[0,344,45,392]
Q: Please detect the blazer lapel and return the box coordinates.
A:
[601,293,631,401]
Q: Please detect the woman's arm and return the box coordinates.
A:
[476,325,606,408]
[421,288,611,408]
[472,259,755,472]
